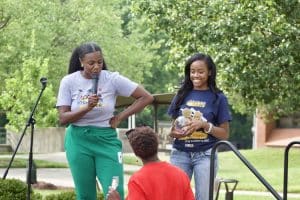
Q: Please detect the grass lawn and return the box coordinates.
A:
[34,189,287,200]
[124,147,300,197]
[34,188,75,198]
[217,147,300,193]
[0,157,68,168]
[123,154,143,166]
[216,193,285,200]
[1,147,299,199]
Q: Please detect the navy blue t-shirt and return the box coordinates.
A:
[168,89,232,152]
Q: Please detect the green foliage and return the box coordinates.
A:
[0,178,27,200]
[0,0,157,129]
[0,0,155,88]
[119,0,179,94]
[0,53,57,132]
[0,178,42,200]
[229,108,253,149]
[44,190,104,200]
[131,0,300,119]
[0,112,8,127]
[44,191,76,200]
[135,107,154,127]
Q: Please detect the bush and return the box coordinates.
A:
[44,191,76,200]
[44,191,104,200]
[0,178,103,200]
[0,178,42,200]
[0,178,27,200]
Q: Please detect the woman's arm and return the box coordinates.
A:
[109,86,153,128]
[204,121,229,140]
[58,94,99,125]
[184,120,230,140]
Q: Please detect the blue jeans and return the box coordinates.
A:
[170,148,218,200]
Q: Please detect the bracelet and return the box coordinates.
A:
[204,122,213,134]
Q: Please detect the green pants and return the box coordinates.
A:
[65,125,124,200]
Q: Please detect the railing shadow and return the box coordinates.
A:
[209,140,282,200]
[283,141,300,200]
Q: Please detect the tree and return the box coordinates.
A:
[0,49,57,132]
[0,0,154,88]
[120,0,184,94]
[130,0,300,119]
[0,0,157,130]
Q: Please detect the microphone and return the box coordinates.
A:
[91,74,99,94]
[40,77,47,88]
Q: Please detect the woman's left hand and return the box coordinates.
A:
[109,115,121,128]
[183,119,204,136]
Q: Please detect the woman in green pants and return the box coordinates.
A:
[56,42,153,200]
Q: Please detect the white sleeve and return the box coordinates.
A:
[56,77,72,107]
[112,73,138,97]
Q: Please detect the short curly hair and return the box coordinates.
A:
[126,126,159,160]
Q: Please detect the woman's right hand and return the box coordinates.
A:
[169,126,187,138]
[87,94,99,110]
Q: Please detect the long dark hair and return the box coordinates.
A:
[68,42,107,74]
[174,53,221,112]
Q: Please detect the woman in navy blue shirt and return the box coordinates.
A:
[168,53,232,200]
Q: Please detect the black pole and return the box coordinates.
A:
[209,140,282,200]
[283,141,300,200]
[26,118,35,200]
[2,77,47,200]
[209,143,218,200]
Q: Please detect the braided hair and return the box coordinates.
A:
[68,42,107,74]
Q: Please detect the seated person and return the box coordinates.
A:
[107,126,195,200]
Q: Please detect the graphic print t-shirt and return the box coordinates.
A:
[168,89,232,152]
[56,70,138,127]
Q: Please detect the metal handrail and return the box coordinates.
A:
[283,141,300,200]
[209,140,282,200]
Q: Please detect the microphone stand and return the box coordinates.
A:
[2,77,47,200]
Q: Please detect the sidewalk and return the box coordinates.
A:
[0,152,142,188]
[0,168,74,188]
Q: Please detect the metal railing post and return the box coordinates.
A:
[209,140,282,200]
[283,141,300,200]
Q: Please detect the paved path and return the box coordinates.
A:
[0,168,74,188]
[0,152,143,188]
